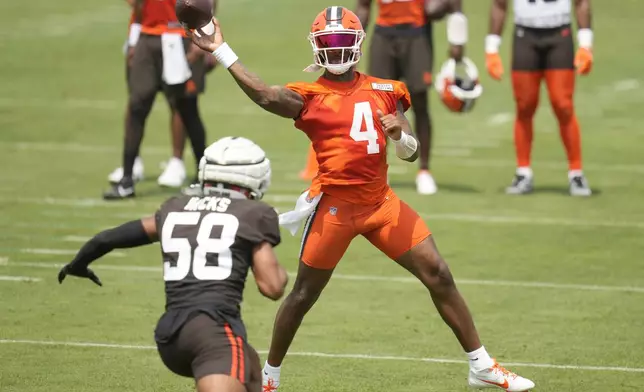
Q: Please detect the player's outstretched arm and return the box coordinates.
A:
[188,18,304,119]
[227,62,304,119]
[251,242,288,300]
[58,217,158,286]
[355,0,372,33]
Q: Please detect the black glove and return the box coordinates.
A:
[58,263,102,287]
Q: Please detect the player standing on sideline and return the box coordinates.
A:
[59,137,288,392]
[188,8,535,391]
[486,0,593,196]
[354,0,468,195]
[108,0,217,188]
[103,0,209,200]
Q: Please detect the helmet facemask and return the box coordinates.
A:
[308,28,365,75]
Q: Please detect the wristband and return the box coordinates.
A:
[485,34,502,54]
[391,132,418,160]
[128,23,141,47]
[577,28,593,49]
[212,42,239,69]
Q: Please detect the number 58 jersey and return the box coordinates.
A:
[287,72,411,205]
[155,195,281,314]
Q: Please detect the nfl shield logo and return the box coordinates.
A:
[329,207,337,216]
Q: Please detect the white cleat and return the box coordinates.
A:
[262,371,280,392]
[416,170,438,195]
[107,157,144,184]
[569,175,592,197]
[468,361,535,391]
[157,157,186,188]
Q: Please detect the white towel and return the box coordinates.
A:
[278,191,323,236]
[161,33,192,85]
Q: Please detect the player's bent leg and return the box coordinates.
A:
[264,197,355,390]
[365,194,534,390]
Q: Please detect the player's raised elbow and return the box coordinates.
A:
[252,242,288,301]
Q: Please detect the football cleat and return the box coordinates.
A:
[107,157,144,184]
[157,157,187,188]
[468,361,535,391]
[103,178,135,200]
[416,170,438,195]
[262,372,280,392]
[505,174,533,195]
[569,175,591,197]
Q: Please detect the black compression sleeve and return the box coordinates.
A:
[70,220,153,268]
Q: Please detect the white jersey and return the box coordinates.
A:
[514,0,571,29]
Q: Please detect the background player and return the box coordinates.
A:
[58,136,288,392]
[354,0,468,195]
[108,0,219,188]
[486,0,593,196]
[188,8,535,392]
[103,0,209,200]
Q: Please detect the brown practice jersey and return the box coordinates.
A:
[153,194,280,343]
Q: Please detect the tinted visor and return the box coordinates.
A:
[315,32,358,49]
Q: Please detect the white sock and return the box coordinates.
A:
[263,361,281,377]
[568,169,583,180]
[467,346,494,371]
[516,166,533,178]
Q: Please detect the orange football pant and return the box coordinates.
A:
[300,188,431,270]
[512,69,582,171]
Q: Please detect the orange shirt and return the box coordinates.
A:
[376,0,426,28]
[286,72,411,205]
[138,0,185,36]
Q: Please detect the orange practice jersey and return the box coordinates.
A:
[376,0,426,28]
[135,0,185,36]
[286,72,411,205]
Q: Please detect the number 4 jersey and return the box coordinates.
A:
[286,72,411,205]
[153,194,280,343]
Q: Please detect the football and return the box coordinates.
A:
[175,0,213,30]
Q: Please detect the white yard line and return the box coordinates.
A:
[0,338,641,373]
[4,261,643,294]
[20,249,124,257]
[0,275,41,282]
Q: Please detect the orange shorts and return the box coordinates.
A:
[300,188,431,270]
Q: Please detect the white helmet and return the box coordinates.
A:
[198,136,271,200]
[435,57,483,113]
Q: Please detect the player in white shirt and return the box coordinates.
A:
[485,0,593,196]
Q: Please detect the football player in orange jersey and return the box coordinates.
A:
[103,0,209,200]
[297,0,468,194]
[486,0,593,196]
[190,7,535,391]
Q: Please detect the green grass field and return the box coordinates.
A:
[1,0,644,391]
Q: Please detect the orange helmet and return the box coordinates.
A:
[307,6,365,75]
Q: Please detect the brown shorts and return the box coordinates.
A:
[156,313,261,388]
[512,24,574,71]
[127,34,206,103]
[368,25,433,93]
